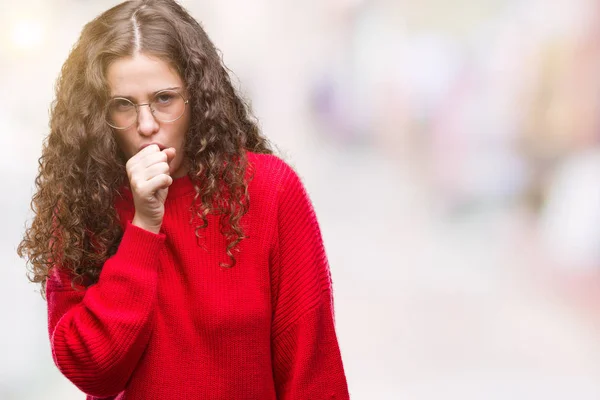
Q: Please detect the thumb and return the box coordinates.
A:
[163,147,176,164]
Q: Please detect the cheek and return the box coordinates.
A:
[114,131,137,158]
[179,109,191,138]
[172,115,190,148]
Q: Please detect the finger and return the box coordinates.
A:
[143,162,171,181]
[163,148,176,163]
[136,151,169,169]
[126,144,161,170]
[145,173,173,193]
[139,143,161,155]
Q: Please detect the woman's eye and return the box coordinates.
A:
[155,93,174,104]
[115,99,133,111]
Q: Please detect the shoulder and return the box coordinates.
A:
[245,151,306,198]
[246,151,297,181]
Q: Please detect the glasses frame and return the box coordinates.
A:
[104,89,189,130]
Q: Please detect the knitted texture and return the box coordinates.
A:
[46,152,350,400]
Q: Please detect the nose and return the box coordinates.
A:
[136,104,159,136]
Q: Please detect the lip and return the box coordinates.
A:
[139,142,167,152]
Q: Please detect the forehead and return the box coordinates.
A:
[106,53,183,97]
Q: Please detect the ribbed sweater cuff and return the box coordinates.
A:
[112,220,166,268]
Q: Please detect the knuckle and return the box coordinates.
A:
[130,176,144,192]
[130,179,141,191]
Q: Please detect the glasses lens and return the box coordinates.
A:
[151,90,186,123]
[106,98,136,129]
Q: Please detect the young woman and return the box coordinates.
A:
[17,1,350,399]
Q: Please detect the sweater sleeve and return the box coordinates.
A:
[270,164,350,400]
[46,220,165,397]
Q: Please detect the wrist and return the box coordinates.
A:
[132,215,162,234]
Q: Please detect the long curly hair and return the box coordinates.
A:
[17,0,274,298]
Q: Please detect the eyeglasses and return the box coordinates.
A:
[104,89,189,130]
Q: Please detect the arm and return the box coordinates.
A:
[46,221,164,397]
[270,165,350,400]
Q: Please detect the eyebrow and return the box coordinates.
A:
[110,86,182,100]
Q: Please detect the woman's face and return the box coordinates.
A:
[106,52,191,179]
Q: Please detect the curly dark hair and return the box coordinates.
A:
[17,0,274,298]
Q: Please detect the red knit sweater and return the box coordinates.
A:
[45,152,349,400]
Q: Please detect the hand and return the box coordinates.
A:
[126,144,176,234]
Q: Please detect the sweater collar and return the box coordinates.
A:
[167,174,196,199]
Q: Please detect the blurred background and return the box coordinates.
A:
[3,0,600,398]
